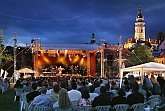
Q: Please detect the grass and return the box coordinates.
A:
[0,86,19,111]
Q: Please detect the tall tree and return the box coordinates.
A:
[157,32,165,46]
[0,29,13,75]
[127,45,155,66]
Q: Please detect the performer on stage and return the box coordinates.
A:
[58,66,63,75]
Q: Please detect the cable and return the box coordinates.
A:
[132,50,143,63]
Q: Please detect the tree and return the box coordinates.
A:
[157,32,165,46]
[127,45,155,66]
[0,29,13,76]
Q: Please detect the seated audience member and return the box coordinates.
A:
[105,83,114,101]
[124,85,132,97]
[124,77,129,86]
[23,82,31,92]
[111,88,127,106]
[26,83,41,103]
[143,75,153,92]
[14,80,23,88]
[150,75,161,94]
[67,81,81,101]
[110,87,118,97]
[92,86,111,107]
[89,85,98,101]
[53,88,72,110]
[32,86,52,106]
[111,80,119,90]
[49,84,60,102]
[78,81,89,93]
[79,88,92,106]
[127,82,144,106]
[94,80,101,94]
[138,84,146,98]
[36,80,42,91]
[145,88,152,99]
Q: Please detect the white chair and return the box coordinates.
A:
[23,100,30,111]
[14,88,23,102]
[20,92,29,111]
[71,100,78,106]
[148,95,161,100]
[28,104,54,111]
[145,98,161,110]
[75,106,92,111]
[94,105,112,111]
[113,104,130,111]
[130,103,144,111]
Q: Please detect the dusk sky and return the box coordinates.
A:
[0,0,165,46]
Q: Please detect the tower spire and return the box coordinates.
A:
[134,6,145,41]
[90,33,96,44]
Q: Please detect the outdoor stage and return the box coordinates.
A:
[33,44,99,77]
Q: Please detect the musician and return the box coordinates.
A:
[58,66,63,75]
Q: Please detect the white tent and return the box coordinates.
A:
[18,68,36,79]
[120,62,165,87]
[18,68,35,73]
[0,69,8,79]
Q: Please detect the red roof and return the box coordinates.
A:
[159,52,165,58]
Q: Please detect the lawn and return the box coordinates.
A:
[0,87,19,111]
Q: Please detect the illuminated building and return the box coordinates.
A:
[124,6,158,49]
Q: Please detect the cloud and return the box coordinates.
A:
[0,0,165,45]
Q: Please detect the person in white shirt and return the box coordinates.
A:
[89,85,98,101]
[32,86,52,106]
[67,81,81,101]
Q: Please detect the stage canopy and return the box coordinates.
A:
[120,62,165,87]
[42,44,99,50]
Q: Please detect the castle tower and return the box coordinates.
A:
[134,6,145,41]
[90,33,96,44]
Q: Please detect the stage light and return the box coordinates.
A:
[73,55,79,63]
[57,50,60,56]
[43,56,50,63]
[80,57,84,65]
[40,50,44,56]
[69,57,72,61]
[65,50,68,56]
[37,60,42,68]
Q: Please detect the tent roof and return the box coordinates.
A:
[121,62,165,72]
[18,68,35,73]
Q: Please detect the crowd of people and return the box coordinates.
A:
[13,74,165,110]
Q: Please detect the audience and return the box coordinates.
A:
[11,74,165,110]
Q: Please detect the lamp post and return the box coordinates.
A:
[13,32,17,83]
[32,38,40,77]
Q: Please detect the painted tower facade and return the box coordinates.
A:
[134,7,145,41]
